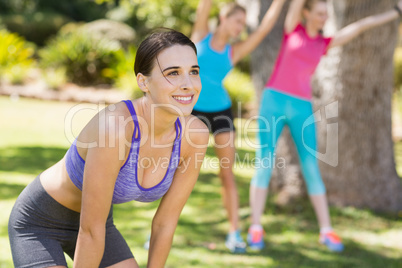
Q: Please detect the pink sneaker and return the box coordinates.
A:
[247,225,265,251]
[319,231,344,252]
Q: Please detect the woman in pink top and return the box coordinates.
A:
[248,0,402,252]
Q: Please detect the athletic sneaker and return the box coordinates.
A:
[319,231,344,252]
[247,225,265,251]
[225,230,246,253]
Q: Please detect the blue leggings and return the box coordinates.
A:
[251,89,326,195]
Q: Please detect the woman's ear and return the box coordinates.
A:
[137,73,149,94]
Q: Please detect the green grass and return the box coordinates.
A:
[394,90,402,178]
[1,96,402,268]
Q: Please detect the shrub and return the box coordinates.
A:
[0,29,35,84]
[3,65,33,85]
[0,0,108,22]
[224,69,255,116]
[115,72,143,99]
[80,19,136,50]
[39,27,122,86]
[0,11,71,46]
[109,46,143,99]
[42,67,67,90]
[35,0,109,22]
[394,47,402,92]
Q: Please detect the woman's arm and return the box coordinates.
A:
[232,0,287,65]
[147,117,209,268]
[284,0,306,34]
[329,1,402,49]
[73,107,129,267]
[191,0,213,43]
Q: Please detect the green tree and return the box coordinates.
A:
[101,0,230,39]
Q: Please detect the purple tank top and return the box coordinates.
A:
[65,100,182,203]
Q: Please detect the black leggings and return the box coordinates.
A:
[8,175,134,268]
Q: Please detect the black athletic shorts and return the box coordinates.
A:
[8,175,134,268]
[191,107,235,135]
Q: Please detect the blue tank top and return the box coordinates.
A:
[194,33,233,112]
[65,100,182,204]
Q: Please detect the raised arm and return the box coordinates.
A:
[232,0,287,65]
[147,117,208,268]
[191,0,213,43]
[284,0,306,34]
[73,107,128,267]
[329,1,402,49]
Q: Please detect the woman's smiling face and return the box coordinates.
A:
[139,44,201,117]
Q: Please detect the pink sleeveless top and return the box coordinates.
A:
[266,24,332,100]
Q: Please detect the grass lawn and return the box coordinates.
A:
[394,90,402,177]
[1,96,402,268]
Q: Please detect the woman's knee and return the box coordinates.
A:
[219,167,236,184]
[250,169,272,189]
[306,180,326,195]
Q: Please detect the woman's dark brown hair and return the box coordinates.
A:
[134,29,197,76]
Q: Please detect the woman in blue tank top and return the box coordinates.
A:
[8,30,209,268]
[190,0,287,253]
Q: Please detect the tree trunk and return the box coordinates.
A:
[244,0,402,212]
[315,0,402,212]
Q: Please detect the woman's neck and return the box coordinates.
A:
[138,97,178,139]
[211,26,230,51]
[305,21,320,38]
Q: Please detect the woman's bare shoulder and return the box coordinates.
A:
[180,115,209,153]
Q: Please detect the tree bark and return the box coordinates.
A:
[244,0,402,212]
